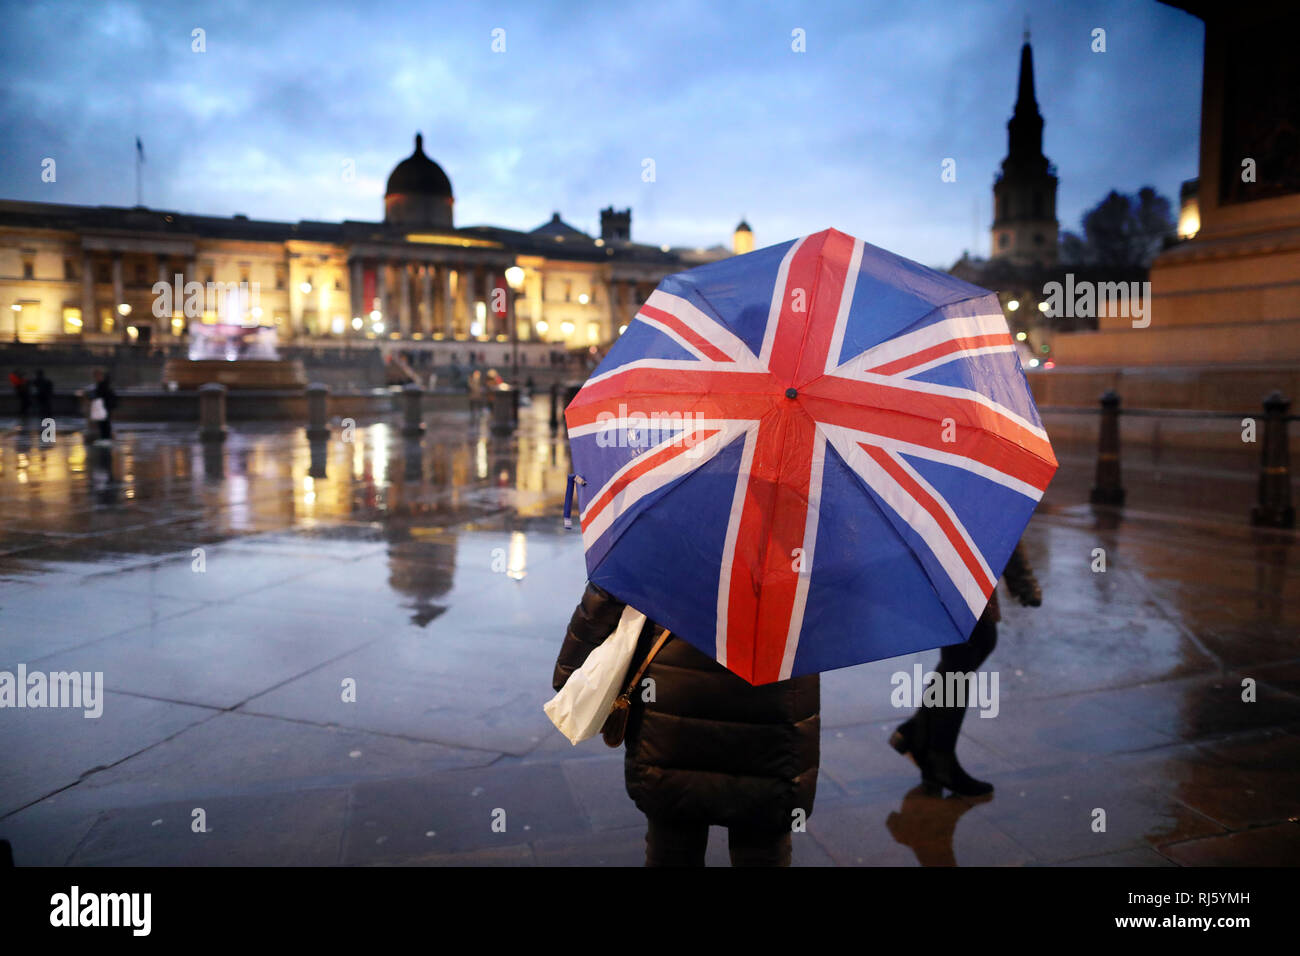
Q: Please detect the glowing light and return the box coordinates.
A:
[536,320,549,334]
[126,325,139,340]
[1006,299,1019,312]
[561,321,574,335]
[618,324,627,335]
[351,316,363,330]
[507,531,527,581]
[1028,358,1040,368]
[1043,360,1056,369]
[1037,301,1049,313]
[117,303,132,316]
[331,316,345,334]
[370,309,381,321]
[251,306,264,319]
[299,282,312,294]
[577,293,589,305]
[373,322,384,333]
[504,266,525,290]
[1015,331,1028,342]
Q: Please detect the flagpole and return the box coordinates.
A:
[135,136,143,207]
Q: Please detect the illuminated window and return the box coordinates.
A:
[62,306,83,335]
[586,323,599,343]
[101,307,115,332]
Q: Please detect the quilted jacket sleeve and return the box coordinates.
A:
[551,582,627,692]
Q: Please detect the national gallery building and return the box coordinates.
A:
[0,134,749,356]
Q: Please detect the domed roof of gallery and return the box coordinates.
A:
[385,133,453,199]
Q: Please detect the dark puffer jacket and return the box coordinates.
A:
[552,582,820,831]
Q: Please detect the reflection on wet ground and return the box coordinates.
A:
[0,403,1297,866]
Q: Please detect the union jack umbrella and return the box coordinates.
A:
[565,228,1057,685]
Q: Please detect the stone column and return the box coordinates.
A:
[111,254,124,327]
[420,264,433,337]
[376,259,388,330]
[442,265,455,339]
[350,258,363,335]
[606,281,619,339]
[157,256,169,337]
[459,266,474,338]
[187,258,198,327]
[399,261,412,338]
[484,270,500,337]
[81,252,95,334]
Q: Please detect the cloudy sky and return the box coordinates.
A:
[0,0,1203,267]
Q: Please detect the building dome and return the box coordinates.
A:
[384,133,454,228]
[733,218,754,255]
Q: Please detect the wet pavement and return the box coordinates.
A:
[0,403,1297,866]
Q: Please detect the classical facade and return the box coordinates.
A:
[0,133,739,354]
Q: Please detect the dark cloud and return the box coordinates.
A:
[0,0,1202,264]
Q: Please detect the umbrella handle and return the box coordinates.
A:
[563,473,587,529]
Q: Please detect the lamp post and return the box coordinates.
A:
[505,265,525,386]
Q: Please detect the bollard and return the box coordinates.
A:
[549,382,559,429]
[489,387,518,435]
[308,438,328,479]
[1251,391,1295,528]
[401,382,425,438]
[305,382,330,441]
[198,382,228,443]
[1089,390,1124,506]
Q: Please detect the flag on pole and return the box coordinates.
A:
[136,136,145,163]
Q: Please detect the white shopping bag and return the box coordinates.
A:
[544,604,644,745]
[89,397,107,421]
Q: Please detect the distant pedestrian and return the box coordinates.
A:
[9,369,31,418]
[890,539,1041,796]
[32,368,54,419]
[89,369,118,443]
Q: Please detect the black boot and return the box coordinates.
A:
[916,703,993,797]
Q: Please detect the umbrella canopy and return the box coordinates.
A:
[565,228,1057,685]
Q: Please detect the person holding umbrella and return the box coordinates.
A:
[553,228,1057,865]
[553,583,819,867]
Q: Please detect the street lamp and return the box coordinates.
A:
[505,265,525,384]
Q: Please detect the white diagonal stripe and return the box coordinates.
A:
[824,428,989,619]
[833,312,1011,378]
[759,236,806,367]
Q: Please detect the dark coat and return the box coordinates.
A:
[552,582,820,831]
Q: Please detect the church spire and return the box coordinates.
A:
[1015,34,1038,117]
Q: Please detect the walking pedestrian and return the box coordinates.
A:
[89,369,117,443]
[553,583,819,866]
[9,369,31,418]
[32,368,54,419]
[889,539,1041,796]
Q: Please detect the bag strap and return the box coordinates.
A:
[619,627,672,699]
